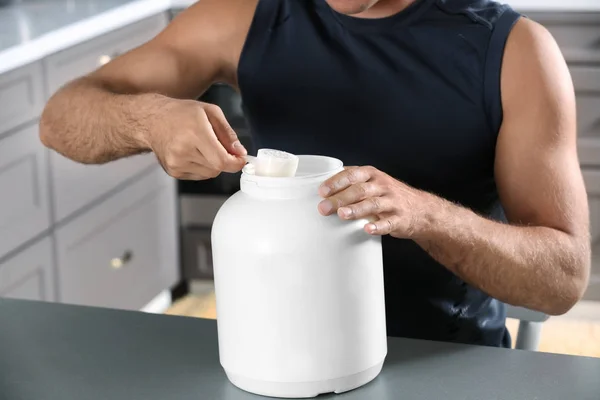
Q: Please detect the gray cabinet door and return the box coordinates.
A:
[0,62,44,138]
[575,92,600,167]
[0,236,55,302]
[0,123,51,260]
[44,13,168,222]
[44,13,168,96]
[49,152,158,223]
[55,166,179,311]
[571,67,600,93]
[525,12,600,63]
[582,168,600,301]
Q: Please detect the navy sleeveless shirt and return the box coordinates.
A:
[236,0,522,347]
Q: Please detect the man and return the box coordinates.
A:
[39,0,590,348]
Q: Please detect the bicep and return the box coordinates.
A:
[88,0,257,99]
[495,18,588,236]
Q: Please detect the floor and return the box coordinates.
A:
[166,281,600,358]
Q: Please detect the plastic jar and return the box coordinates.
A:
[211,155,387,398]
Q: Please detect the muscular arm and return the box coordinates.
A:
[415,18,590,315]
[39,0,257,164]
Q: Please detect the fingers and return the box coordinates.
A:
[365,216,399,235]
[203,104,248,156]
[196,109,246,173]
[337,196,391,220]
[319,166,372,197]
[176,172,218,180]
[364,215,416,238]
[318,182,383,216]
[161,157,221,180]
[184,162,222,179]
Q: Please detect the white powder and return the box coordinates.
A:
[246,149,299,177]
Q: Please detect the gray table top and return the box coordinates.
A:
[1,298,599,400]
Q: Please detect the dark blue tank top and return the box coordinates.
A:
[237,0,522,347]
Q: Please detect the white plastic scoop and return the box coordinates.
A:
[244,148,299,177]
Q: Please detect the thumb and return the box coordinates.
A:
[204,104,247,157]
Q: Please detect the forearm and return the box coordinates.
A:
[415,199,590,315]
[40,77,165,164]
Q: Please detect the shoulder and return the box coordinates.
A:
[159,0,260,85]
[503,16,561,61]
[434,0,518,28]
[166,0,259,38]
[500,16,574,120]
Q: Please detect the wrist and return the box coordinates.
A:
[412,193,460,240]
[125,92,171,150]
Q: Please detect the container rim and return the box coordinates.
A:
[241,155,344,185]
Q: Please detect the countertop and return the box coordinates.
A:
[1,298,599,400]
[1,0,599,75]
[0,0,171,74]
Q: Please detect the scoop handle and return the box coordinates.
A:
[244,155,258,164]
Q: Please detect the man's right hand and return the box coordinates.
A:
[144,98,248,180]
[39,0,258,169]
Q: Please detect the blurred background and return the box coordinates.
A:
[0,0,598,358]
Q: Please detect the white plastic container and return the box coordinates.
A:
[211,155,387,398]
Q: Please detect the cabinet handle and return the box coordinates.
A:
[98,51,121,66]
[110,250,133,270]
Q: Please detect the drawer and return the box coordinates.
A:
[44,13,168,96]
[571,66,600,93]
[526,12,600,64]
[581,168,600,301]
[50,151,157,222]
[0,124,51,260]
[575,95,600,166]
[55,166,179,310]
[0,236,55,302]
[0,62,45,136]
[44,13,167,221]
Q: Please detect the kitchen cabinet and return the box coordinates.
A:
[56,167,179,310]
[0,237,55,302]
[0,62,44,138]
[44,14,167,222]
[575,94,600,167]
[43,14,167,96]
[0,123,51,260]
[0,8,178,312]
[525,12,600,63]
[570,67,600,166]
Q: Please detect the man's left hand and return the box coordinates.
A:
[317,166,441,238]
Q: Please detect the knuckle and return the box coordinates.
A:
[346,168,359,183]
[212,158,226,171]
[369,197,382,212]
[225,126,238,140]
[331,196,343,208]
[383,183,395,194]
[386,219,394,233]
[202,102,220,113]
[193,105,209,119]
[363,165,375,173]
[169,140,188,157]
[163,154,180,171]
[356,183,369,197]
